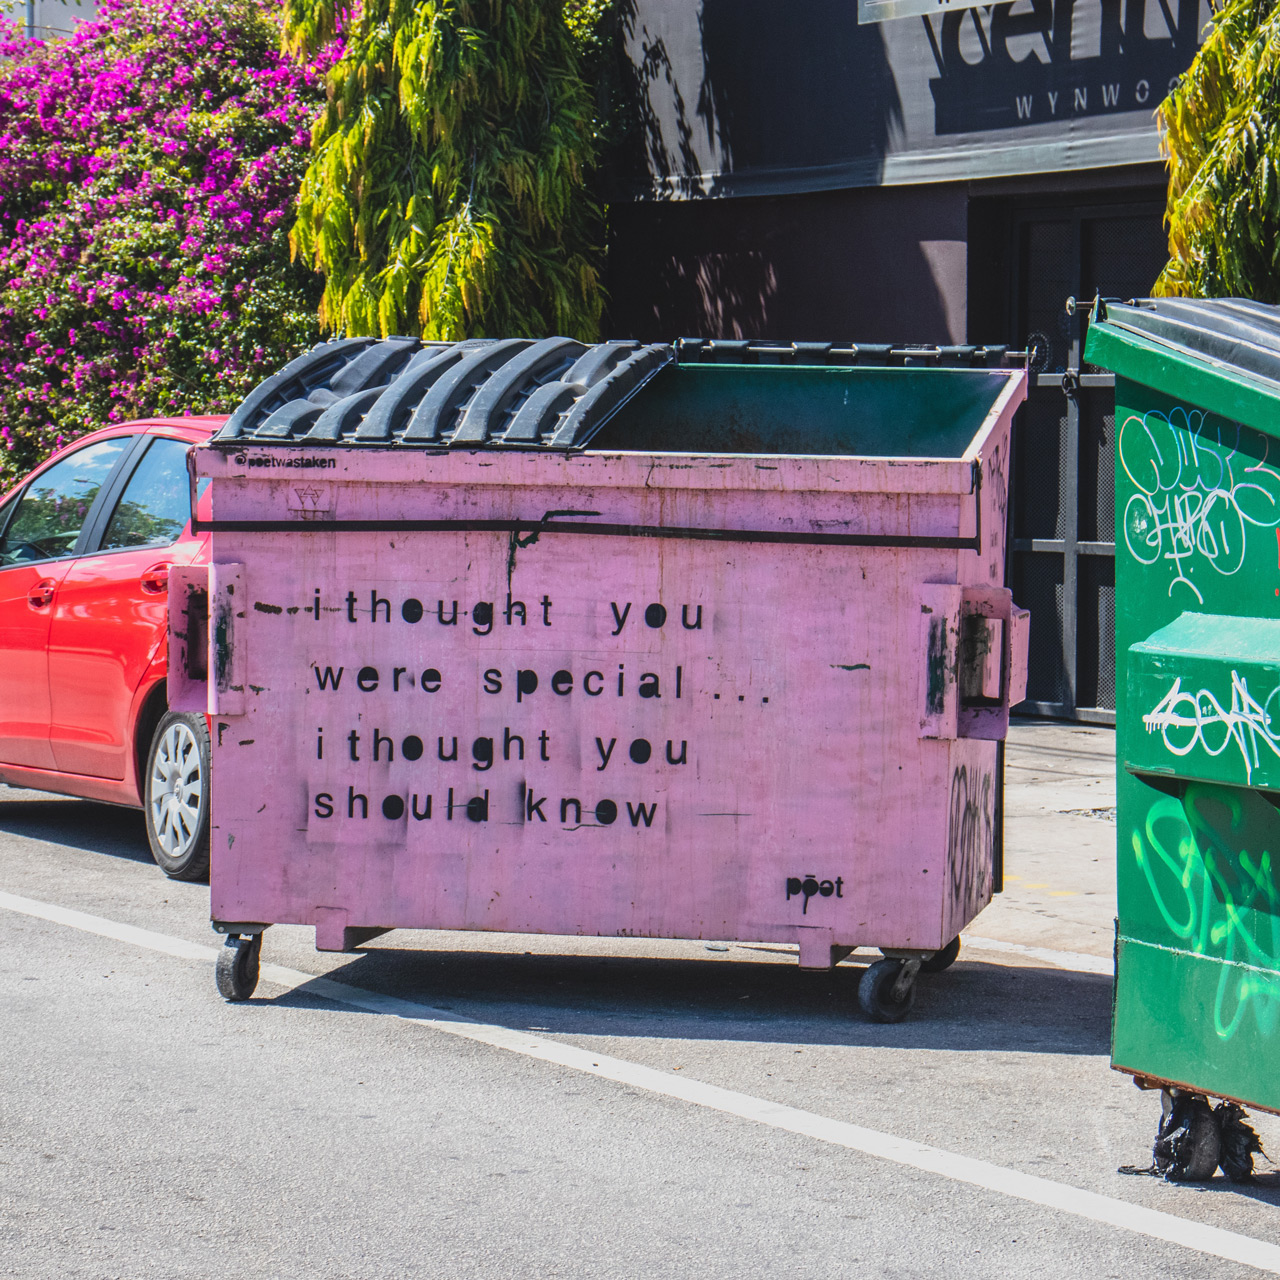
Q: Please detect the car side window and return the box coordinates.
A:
[100,436,193,551]
[0,436,134,568]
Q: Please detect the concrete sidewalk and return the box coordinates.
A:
[972,716,1117,960]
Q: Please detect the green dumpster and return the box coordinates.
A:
[1086,297,1280,1120]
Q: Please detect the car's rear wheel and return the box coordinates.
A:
[144,712,210,881]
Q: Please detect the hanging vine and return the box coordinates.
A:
[286,0,605,340]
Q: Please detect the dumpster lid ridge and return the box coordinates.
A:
[674,338,1015,368]
[1097,297,1280,393]
[213,336,674,451]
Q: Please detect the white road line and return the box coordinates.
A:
[0,890,220,961]
[962,934,1113,976]
[1,889,1272,1274]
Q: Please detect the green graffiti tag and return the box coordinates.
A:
[1132,782,1280,1040]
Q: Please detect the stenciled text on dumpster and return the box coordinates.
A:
[296,585,733,837]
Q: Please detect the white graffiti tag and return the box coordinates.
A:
[1144,672,1280,783]
[1119,407,1280,602]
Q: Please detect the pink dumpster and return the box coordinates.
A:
[172,337,1029,1019]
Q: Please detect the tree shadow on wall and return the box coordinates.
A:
[610,0,902,195]
[645,244,780,341]
[605,0,905,339]
[694,0,902,195]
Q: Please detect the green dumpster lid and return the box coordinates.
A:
[1086,297,1280,435]
[1098,297,1280,390]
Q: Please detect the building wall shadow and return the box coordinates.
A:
[604,0,966,344]
[606,184,967,344]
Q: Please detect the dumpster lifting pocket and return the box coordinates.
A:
[918,583,1029,741]
[167,565,209,714]
[168,563,247,716]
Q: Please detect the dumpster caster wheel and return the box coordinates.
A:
[858,958,918,1023]
[920,936,961,974]
[216,933,261,1002]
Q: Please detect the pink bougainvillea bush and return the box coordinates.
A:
[0,0,328,487]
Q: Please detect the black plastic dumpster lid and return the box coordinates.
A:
[1097,297,1280,390]
[213,337,672,450]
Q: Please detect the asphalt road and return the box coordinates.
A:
[3,721,1280,1279]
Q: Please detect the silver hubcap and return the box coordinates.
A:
[149,723,203,859]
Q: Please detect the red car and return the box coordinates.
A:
[0,417,225,880]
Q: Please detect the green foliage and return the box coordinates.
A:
[563,0,613,75]
[287,0,605,341]
[563,0,628,155]
[1156,0,1280,297]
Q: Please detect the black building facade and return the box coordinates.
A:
[604,0,1209,721]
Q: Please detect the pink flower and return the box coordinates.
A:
[0,0,332,490]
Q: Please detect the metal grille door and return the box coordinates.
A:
[1008,201,1168,723]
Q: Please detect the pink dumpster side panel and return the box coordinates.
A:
[974,418,1011,585]
[208,535,968,948]
[200,390,1023,954]
[201,446,981,499]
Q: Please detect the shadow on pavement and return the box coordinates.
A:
[0,788,1109,1056]
[1188,1170,1280,1202]
[0,790,153,866]
[269,944,1113,1056]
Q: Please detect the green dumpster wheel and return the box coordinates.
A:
[216,933,262,1002]
[918,936,961,974]
[858,958,916,1023]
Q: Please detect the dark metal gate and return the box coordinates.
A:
[1007,199,1169,724]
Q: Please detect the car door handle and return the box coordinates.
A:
[140,562,171,595]
[28,577,57,609]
